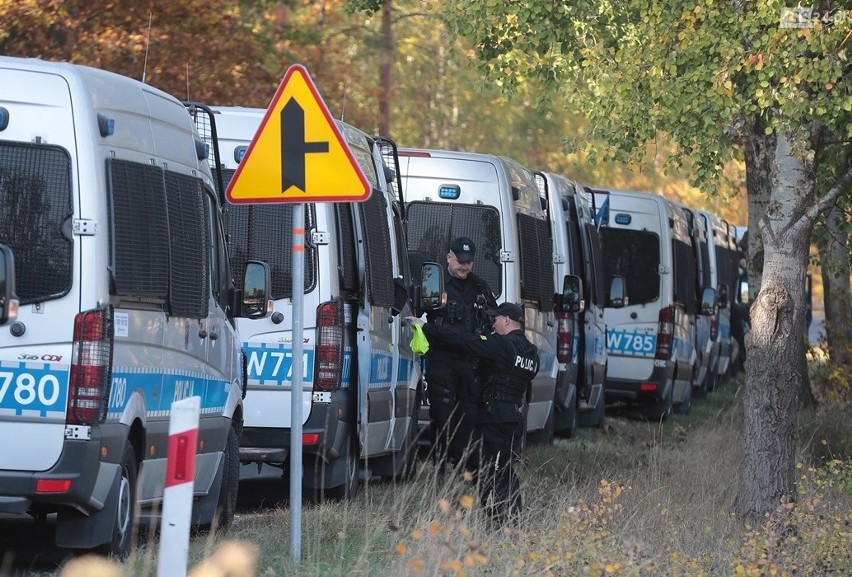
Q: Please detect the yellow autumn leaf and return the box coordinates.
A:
[409,557,425,572]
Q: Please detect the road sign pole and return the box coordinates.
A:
[289,203,305,564]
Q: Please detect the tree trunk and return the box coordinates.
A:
[821,204,851,366]
[734,132,816,523]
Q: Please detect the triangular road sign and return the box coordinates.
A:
[225,64,371,204]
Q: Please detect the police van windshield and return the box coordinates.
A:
[600,228,661,305]
[0,142,73,304]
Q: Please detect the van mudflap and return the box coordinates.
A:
[54,463,121,549]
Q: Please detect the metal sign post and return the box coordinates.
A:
[223,64,370,566]
[289,203,304,562]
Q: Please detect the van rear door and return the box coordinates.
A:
[598,194,663,382]
[0,66,78,472]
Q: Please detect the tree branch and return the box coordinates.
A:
[807,166,852,221]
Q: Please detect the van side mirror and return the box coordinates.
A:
[0,244,18,325]
[608,275,627,308]
[418,262,446,312]
[242,261,272,318]
[716,283,728,309]
[737,274,750,305]
[700,287,717,316]
[553,274,583,313]
[391,278,408,316]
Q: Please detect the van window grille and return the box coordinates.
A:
[0,142,73,304]
[108,159,170,300]
[359,189,394,307]
[517,213,554,309]
[406,202,503,298]
[220,168,317,299]
[600,228,660,305]
[164,171,210,318]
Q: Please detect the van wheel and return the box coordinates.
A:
[327,434,360,501]
[97,444,138,559]
[216,427,240,530]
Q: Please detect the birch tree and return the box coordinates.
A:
[438,0,851,521]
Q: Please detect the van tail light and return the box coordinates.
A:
[710,314,719,341]
[555,311,573,363]
[315,299,344,391]
[68,305,114,425]
[655,306,674,360]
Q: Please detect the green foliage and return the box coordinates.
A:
[440,0,850,188]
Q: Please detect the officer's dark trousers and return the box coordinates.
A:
[477,408,523,524]
[426,361,479,471]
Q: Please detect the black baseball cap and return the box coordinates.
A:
[486,302,523,322]
[450,236,476,263]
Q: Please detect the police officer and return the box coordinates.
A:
[409,302,538,524]
[424,236,497,471]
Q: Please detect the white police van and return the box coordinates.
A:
[398,149,558,443]
[591,188,714,420]
[681,205,714,397]
[0,57,266,557]
[195,107,421,499]
[536,173,608,434]
[698,210,740,388]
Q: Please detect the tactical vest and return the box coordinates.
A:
[488,333,539,404]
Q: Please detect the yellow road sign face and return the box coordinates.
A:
[225,64,371,204]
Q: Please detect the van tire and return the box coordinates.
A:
[216,426,240,530]
[98,444,138,559]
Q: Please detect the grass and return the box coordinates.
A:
[25,371,852,576]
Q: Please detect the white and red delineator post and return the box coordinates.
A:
[157,396,200,577]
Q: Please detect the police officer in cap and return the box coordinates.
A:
[409,301,538,524]
[424,236,497,472]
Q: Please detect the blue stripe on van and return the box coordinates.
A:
[370,351,394,384]
[106,369,229,418]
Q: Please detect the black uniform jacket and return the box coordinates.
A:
[421,324,539,381]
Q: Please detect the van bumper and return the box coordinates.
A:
[604,363,671,404]
[0,436,120,517]
[239,401,351,465]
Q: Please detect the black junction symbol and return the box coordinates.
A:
[281,98,329,193]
